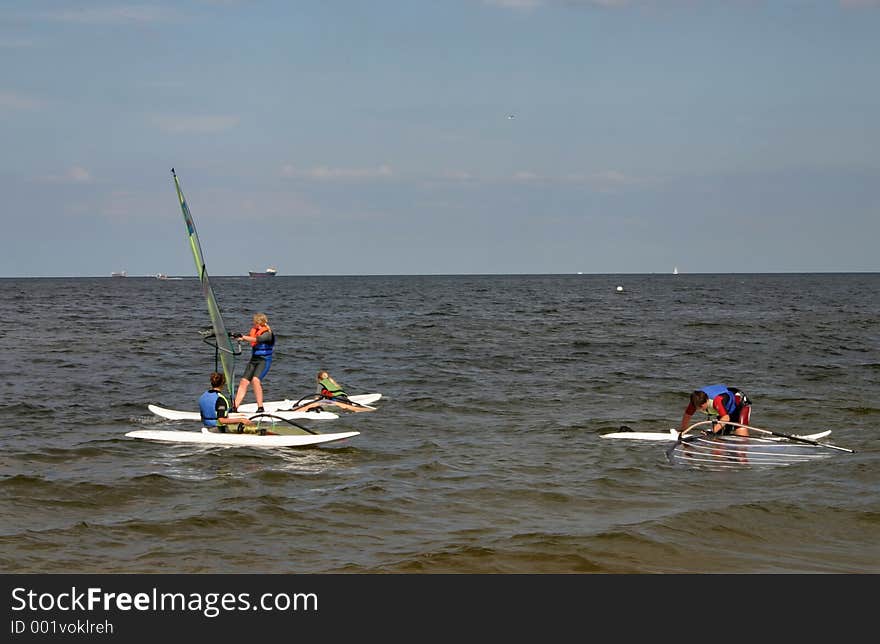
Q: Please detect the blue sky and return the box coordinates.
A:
[2,0,878,277]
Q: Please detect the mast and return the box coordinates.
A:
[171,168,237,400]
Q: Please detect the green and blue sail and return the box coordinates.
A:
[171,168,237,400]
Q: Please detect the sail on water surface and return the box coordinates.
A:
[171,168,238,400]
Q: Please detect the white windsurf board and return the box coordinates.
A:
[237,393,382,413]
[126,427,359,447]
[148,404,339,422]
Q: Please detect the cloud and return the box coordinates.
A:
[483,0,631,9]
[0,38,36,48]
[566,170,652,192]
[277,163,646,191]
[196,0,251,5]
[33,5,178,24]
[99,191,139,218]
[491,0,880,8]
[502,169,650,192]
[281,164,394,181]
[151,115,240,133]
[483,0,544,9]
[441,170,476,181]
[0,90,43,110]
[44,166,93,183]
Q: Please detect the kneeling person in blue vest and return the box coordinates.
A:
[680,384,752,437]
[200,372,256,433]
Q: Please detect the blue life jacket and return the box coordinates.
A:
[700,384,737,415]
[252,331,275,358]
[199,389,230,427]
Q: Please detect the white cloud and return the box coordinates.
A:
[281,164,394,180]
[151,115,240,133]
[489,0,880,9]
[0,38,36,48]
[0,90,42,110]
[839,0,880,7]
[34,5,178,24]
[67,166,92,182]
[484,0,631,9]
[483,0,544,9]
[497,169,650,191]
[441,170,476,181]
[44,166,93,183]
[589,170,634,192]
[99,191,139,218]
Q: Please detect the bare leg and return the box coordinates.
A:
[335,401,374,413]
[735,406,751,437]
[234,378,250,409]
[252,377,263,408]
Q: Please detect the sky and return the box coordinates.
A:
[1,0,878,277]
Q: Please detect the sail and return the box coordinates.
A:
[171,168,237,400]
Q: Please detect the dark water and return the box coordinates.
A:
[1,273,878,573]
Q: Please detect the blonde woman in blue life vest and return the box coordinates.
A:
[232,313,275,412]
[680,384,752,437]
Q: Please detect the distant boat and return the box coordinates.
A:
[156,273,168,280]
[673,266,679,275]
[111,270,127,278]
[248,267,278,278]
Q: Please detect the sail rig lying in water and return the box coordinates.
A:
[171,168,238,400]
[666,420,853,470]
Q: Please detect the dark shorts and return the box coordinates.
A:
[242,355,272,381]
[722,390,752,433]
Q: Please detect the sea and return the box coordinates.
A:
[1,273,878,574]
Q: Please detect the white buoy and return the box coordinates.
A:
[616,285,624,293]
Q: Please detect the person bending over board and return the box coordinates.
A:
[232,312,275,412]
[680,384,752,437]
[199,372,254,433]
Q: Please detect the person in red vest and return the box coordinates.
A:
[232,313,274,412]
[680,384,752,437]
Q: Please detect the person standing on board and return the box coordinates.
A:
[199,372,254,433]
[680,384,752,437]
[232,313,275,412]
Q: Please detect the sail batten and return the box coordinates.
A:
[171,168,236,400]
